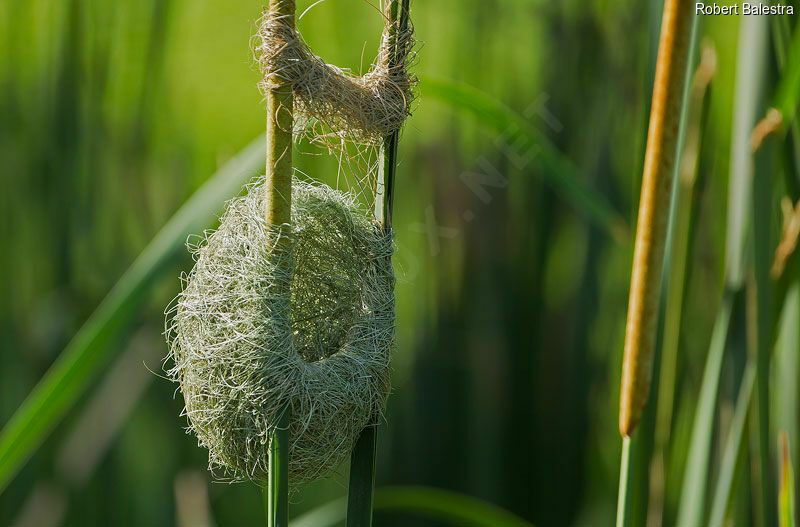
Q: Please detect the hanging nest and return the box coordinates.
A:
[166,178,395,487]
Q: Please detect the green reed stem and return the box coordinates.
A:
[348,1,409,525]
[263,0,295,524]
[266,408,290,527]
[708,361,756,527]
[374,0,408,229]
[753,129,776,527]
[347,425,378,527]
[616,437,634,527]
[650,42,714,525]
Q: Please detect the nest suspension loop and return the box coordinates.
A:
[256,0,416,144]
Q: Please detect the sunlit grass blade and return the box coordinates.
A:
[772,20,800,127]
[650,41,716,526]
[725,15,770,289]
[421,76,629,245]
[707,361,755,527]
[777,283,800,472]
[374,486,533,527]
[0,134,266,494]
[771,16,800,191]
[675,291,735,527]
[294,486,534,527]
[779,432,797,527]
[675,13,770,527]
[292,497,347,527]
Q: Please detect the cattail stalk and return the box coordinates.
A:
[619,0,694,438]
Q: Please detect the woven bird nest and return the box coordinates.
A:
[166,178,395,486]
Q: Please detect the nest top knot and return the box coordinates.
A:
[166,178,395,487]
[255,0,417,142]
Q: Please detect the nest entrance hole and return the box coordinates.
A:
[289,199,366,363]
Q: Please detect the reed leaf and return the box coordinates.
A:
[707,362,756,527]
[773,20,800,127]
[675,291,735,527]
[421,76,629,244]
[777,283,800,481]
[676,13,770,526]
[294,486,534,527]
[752,102,777,527]
[650,41,716,526]
[0,135,266,494]
[779,432,797,527]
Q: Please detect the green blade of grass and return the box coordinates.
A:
[677,13,770,527]
[707,361,756,527]
[650,41,716,526]
[777,283,800,482]
[675,290,735,527]
[374,486,533,527]
[771,15,800,196]
[267,408,290,527]
[0,134,266,494]
[725,15,770,290]
[773,19,800,127]
[753,107,777,527]
[421,76,629,245]
[779,432,797,527]
[292,497,347,527]
[294,486,534,527]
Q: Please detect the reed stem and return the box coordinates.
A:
[753,125,777,527]
[374,0,409,230]
[267,409,290,527]
[616,437,634,527]
[347,425,378,527]
[265,0,295,229]
[263,1,295,525]
[348,2,410,525]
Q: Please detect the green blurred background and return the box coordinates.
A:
[0,0,793,525]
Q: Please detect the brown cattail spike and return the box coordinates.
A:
[619,0,695,437]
